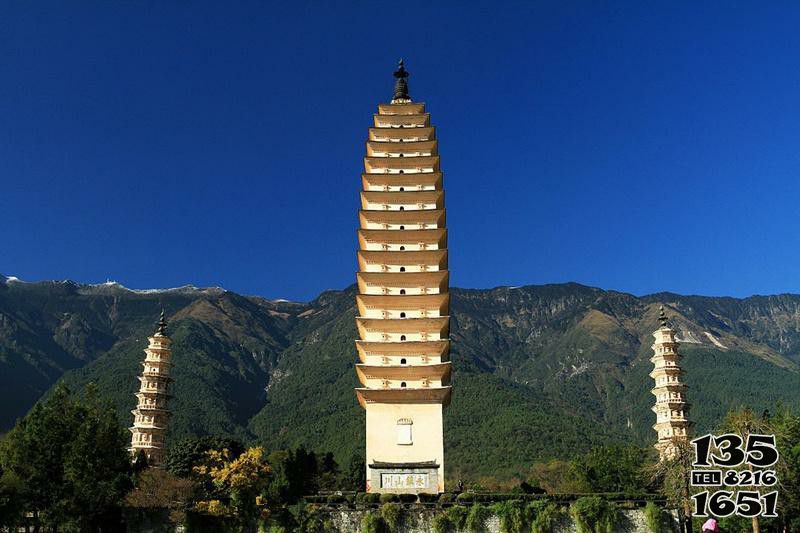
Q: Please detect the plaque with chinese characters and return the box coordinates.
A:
[381,472,429,489]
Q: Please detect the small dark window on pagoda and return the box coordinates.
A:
[400,267,406,272]
[400,335,406,341]
[399,153,404,157]
[400,382,407,388]
[399,187,405,191]
[400,225,405,230]
[399,170,404,174]
[399,207,404,211]
[400,358,407,364]
[400,289,406,295]
[400,246,405,250]
[400,312,406,318]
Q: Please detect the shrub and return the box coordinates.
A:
[380,493,400,504]
[361,493,381,504]
[418,492,439,503]
[380,502,403,532]
[438,492,456,505]
[432,512,454,533]
[326,494,345,504]
[465,504,492,532]
[361,510,387,533]
[528,500,562,533]
[643,501,667,533]
[447,505,468,529]
[570,496,621,533]
[398,493,418,503]
[491,500,526,533]
[294,503,336,533]
[456,491,475,503]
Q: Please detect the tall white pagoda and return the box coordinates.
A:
[129,310,174,466]
[650,306,692,460]
[355,61,452,493]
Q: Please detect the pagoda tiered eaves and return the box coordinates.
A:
[361,172,443,191]
[355,81,451,493]
[650,307,693,460]
[368,126,435,142]
[129,312,174,466]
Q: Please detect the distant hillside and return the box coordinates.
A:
[2,275,800,479]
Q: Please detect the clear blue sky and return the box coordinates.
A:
[2,2,799,301]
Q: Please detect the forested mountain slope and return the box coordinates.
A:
[2,275,799,478]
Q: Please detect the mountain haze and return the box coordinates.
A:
[2,275,800,479]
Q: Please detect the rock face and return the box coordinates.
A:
[2,276,800,477]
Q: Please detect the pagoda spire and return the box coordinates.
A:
[658,305,668,328]
[129,310,175,466]
[156,308,167,335]
[391,59,411,103]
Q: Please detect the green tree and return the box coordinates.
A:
[318,452,339,491]
[0,465,23,529]
[570,444,650,493]
[0,383,133,532]
[771,406,800,531]
[164,436,245,478]
[343,453,366,491]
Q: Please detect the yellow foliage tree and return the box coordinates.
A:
[193,447,272,527]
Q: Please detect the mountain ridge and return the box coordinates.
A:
[2,275,800,479]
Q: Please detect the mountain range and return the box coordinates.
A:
[2,274,800,480]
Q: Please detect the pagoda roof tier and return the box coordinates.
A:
[131,409,171,420]
[364,156,439,173]
[128,444,165,451]
[356,340,450,362]
[135,391,173,401]
[358,250,448,269]
[356,293,450,315]
[652,401,692,411]
[650,385,688,395]
[138,373,173,381]
[359,209,445,227]
[366,140,437,156]
[356,386,451,407]
[141,359,173,367]
[377,103,426,115]
[357,271,448,292]
[361,191,444,210]
[131,407,171,416]
[369,127,435,142]
[649,356,683,365]
[649,368,685,378]
[358,228,447,248]
[373,113,430,128]
[362,172,443,191]
[356,317,450,337]
[129,422,168,431]
[653,421,692,431]
[356,362,451,384]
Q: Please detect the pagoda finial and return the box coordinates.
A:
[392,59,411,103]
[156,309,167,335]
[658,305,669,328]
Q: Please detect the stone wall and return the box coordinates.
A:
[325,506,680,533]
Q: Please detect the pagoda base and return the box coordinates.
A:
[368,461,440,494]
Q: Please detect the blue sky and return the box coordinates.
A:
[2,2,799,301]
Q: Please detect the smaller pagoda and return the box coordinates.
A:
[129,310,174,466]
[650,306,692,460]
